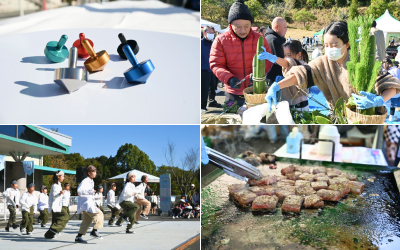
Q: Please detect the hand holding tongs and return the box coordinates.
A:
[206,146,262,181]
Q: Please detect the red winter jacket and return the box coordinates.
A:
[209,25,273,96]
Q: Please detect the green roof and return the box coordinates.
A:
[34,165,76,175]
[314,28,324,36]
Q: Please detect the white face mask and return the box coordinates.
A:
[207,33,214,40]
[325,45,346,61]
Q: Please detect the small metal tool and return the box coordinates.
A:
[73,33,94,58]
[119,34,155,83]
[82,38,110,73]
[206,146,262,181]
[54,47,89,93]
[44,34,69,63]
[117,33,139,59]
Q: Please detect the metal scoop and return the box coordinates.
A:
[54,47,89,93]
[206,146,262,181]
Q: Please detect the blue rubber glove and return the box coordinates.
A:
[351,91,384,110]
[391,97,400,107]
[201,136,209,165]
[258,46,277,63]
[265,82,281,111]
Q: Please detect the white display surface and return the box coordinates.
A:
[0,28,200,124]
[274,144,388,166]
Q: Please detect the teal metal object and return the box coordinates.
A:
[120,33,154,83]
[44,35,69,63]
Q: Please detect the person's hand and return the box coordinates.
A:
[201,136,209,165]
[258,46,277,63]
[351,91,384,109]
[228,77,241,89]
[265,82,281,111]
[60,190,65,195]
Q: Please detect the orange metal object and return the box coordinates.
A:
[82,39,110,73]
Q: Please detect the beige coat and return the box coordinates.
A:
[281,58,308,106]
[287,52,400,109]
[371,27,386,62]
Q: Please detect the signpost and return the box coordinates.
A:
[160,174,171,215]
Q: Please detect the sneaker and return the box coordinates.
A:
[140,214,148,219]
[45,235,57,239]
[26,231,32,236]
[5,226,9,232]
[115,223,122,227]
[20,228,26,235]
[75,236,87,243]
[122,216,131,224]
[57,232,61,236]
[208,101,222,108]
[12,224,19,229]
[108,222,113,226]
[126,229,136,234]
[172,216,175,219]
[90,230,103,240]
[41,225,46,228]
[135,221,140,224]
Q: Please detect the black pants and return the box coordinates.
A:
[224,91,245,106]
[201,70,216,109]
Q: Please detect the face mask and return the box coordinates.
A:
[325,45,346,61]
[207,33,214,40]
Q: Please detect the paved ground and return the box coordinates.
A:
[0,212,200,250]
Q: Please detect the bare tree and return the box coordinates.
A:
[163,140,199,196]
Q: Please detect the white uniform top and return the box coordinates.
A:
[20,192,37,213]
[2,187,20,207]
[48,182,63,213]
[94,193,103,207]
[38,193,49,211]
[135,182,146,200]
[62,190,70,207]
[77,177,97,214]
[117,182,141,204]
[107,189,116,208]
[149,195,157,203]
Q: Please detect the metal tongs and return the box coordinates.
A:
[206,146,263,181]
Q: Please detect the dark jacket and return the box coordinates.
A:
[265,27,286,84]
[201,37,213,72]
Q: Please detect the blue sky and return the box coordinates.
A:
[40,125,200,168]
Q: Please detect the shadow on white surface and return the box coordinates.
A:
[15,81,68,97]
[21,56,53,64]
[36,68,56,72]
[108,54,127,62]
[89,77,145,89]
[79,4,197,17]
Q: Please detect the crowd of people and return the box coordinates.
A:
[1,166,181,243]
[201,0,400,119]
[170,185,200,219]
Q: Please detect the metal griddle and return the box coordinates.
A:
[201,156,400,250]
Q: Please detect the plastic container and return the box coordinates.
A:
[318,125,341,156]
[286,127,303,154]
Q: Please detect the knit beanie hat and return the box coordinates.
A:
[228,0,253,24]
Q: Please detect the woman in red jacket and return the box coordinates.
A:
[209,0,273,106]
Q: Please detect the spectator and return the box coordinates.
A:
[315,36,319,46]
[145,184,152,197]
[259,26,267,36]
[259,40,309,111]
[387,42,398,59]
[188,184,195,202]
[181,195,188,203]
[288,36,292,42]
[210,0,273,106]
[265,17,288,85]
[201,25,220,110]
[192,190,200,206]
[178,199,186,217]
[183,202,193,219]
[193,204,200,218]
[302,36,307,48]
[172,204,181,219]
[370,20,386,61]
[149,191,158,215]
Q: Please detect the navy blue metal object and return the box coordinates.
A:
[120,35,154,83]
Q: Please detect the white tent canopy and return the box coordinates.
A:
[201,19,222,32]
[108,169,160,183]
[376,9,400,45]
